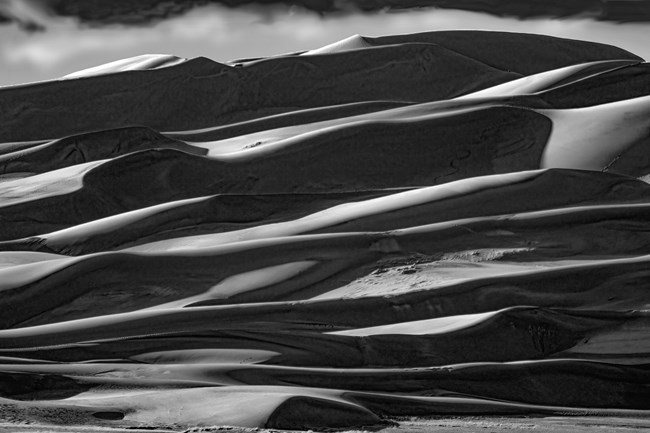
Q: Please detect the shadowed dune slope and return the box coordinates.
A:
[0,127,206,175]
[0,168,644,256]
[1,31,650,431]
[538,63,650,107]
[0,30,642,143]
[0,106,552,240]
[369,31,643,74]
[0,43,518,143]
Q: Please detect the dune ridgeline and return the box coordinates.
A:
[1,31,650,431]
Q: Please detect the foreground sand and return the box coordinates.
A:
[0,31,649,431]
[3,416,650,433]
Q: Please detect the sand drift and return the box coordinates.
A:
[1,31,650,431]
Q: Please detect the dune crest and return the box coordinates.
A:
[63,54,188,79]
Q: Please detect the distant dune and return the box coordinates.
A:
[1,31,650,431]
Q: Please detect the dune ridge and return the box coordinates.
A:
[1,30,650,431]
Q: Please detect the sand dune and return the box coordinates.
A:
[538,63,650,107]
[0,127,206,175]
[303,34,374,55]
[1,30,650,431]
[0,106,555,241]
[62,54,188,79]
[0,42,519,143]
[457,60,640,98]
[540,95,650,170]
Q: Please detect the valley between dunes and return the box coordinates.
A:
[1,30,650,432]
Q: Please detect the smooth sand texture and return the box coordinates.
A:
[1,30,650,432]
[63,55,188,79]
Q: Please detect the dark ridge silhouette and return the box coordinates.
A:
[0,43,522,142]
[0,31,641,142]
[369,31,643,75]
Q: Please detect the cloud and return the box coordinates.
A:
[2,0,650,33]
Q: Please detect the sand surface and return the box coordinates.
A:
[2,416,650,433]
[0,30,649,432]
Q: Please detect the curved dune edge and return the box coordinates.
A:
[1,30,650,431]
[62,54,188,79]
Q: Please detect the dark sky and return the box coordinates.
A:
[4,0,650,25]
[1,0,649,86]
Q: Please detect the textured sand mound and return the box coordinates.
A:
[538,63,650,107]
[0,168,639,255]
[1,30,641,143]
[62,54,187,79]
[0,106,553,240]
[0,127,205,176]
[1,30,650,431]
[302,34,374,55]
[369,31,643,74]
[0,44,517,143]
